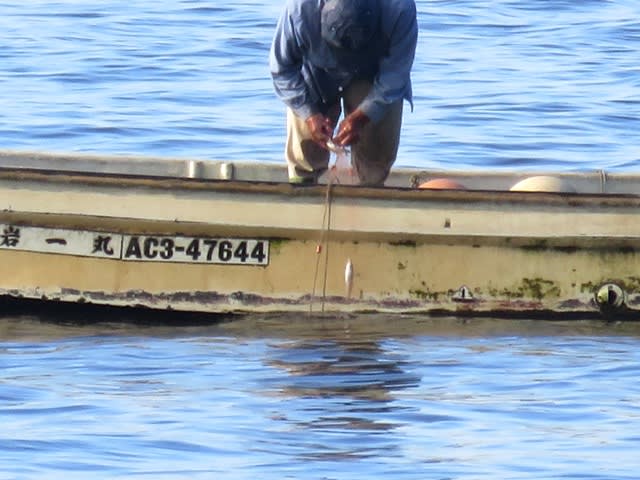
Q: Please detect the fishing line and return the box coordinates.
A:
[310,141,350,314]
[310,170,334,314]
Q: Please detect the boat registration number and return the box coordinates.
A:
[121,235,269,265]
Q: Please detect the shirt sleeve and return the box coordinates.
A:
[358,1,418,123]
[269,7,319,120]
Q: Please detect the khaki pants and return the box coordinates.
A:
[285,80,403,186]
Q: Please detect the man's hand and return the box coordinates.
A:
[305,113,334,148]
[333,109,370,146]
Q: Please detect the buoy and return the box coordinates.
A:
[418,178,467,190]
[510,176,575,193]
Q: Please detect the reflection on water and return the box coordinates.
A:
[263,338,419,461]
[3,313,640,478]
[266,337,419,402]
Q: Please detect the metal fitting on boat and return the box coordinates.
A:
[219,162,234,180]
[595,283,626,315]
[185,159,203,179]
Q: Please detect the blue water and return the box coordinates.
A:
[3,316,640,479]
[2,1,640,478]
[1,1,638,171]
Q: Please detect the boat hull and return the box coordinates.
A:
[1,151,639,319]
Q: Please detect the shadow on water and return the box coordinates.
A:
[0,297,239,340]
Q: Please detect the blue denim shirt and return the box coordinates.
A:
[269,0,417,123]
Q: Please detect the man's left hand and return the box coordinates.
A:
[333,109,370,146]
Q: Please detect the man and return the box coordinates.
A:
[270,0,418,186]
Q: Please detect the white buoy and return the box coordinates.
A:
[510,176,575,193]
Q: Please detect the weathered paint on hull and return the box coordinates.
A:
[1,234,639,318]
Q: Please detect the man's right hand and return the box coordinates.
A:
[305,113,334,148]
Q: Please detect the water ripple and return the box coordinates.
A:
[2,316,640,478]
[1,0,638,170]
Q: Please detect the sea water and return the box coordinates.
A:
[1,0,637,171]
[3,315,640,479]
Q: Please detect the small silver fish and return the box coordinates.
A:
[345,258,354,299]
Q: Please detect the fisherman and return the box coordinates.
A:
[269,0,418,186]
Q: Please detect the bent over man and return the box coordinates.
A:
[270,0,418,186]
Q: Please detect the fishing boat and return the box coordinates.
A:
[1,149,639,320]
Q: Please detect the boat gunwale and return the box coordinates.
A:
[3,165,640,210]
